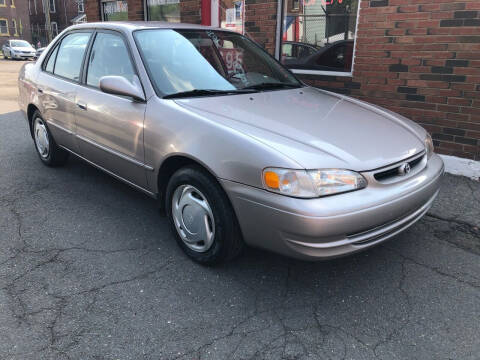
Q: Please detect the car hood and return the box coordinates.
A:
[174,87,426,171]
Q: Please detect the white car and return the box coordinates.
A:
[2,40,36,60]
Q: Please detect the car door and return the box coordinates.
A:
[75,30,148,189]
[36,31,93,153]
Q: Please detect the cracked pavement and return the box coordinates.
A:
[0,109,479,360]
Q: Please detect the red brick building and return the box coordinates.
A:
[29,0,86,47]
[0,0,32,45]
[84,0,480,160]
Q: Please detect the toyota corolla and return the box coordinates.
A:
[18,22,444,264]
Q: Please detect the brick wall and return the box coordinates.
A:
[301,0,480,160]
[85,0,100,21]
[244,0,278,55]
[180,0,202,24]
[128,0,145,20]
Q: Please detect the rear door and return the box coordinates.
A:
[75,30,148,189]
[36,31,93,152]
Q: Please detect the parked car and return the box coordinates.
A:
[281,41,320,64]
[35,47,46,59]
[18,22,444,264]
[284,39,354,72]
[2,40,36,60]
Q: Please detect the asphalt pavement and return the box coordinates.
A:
[1,107,479,359]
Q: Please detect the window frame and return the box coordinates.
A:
[49,0,55,13]
[0,0,5,7]
[78,0,84,13]
[12,18,17,36]
[51,21,58,37]
[41,28,145,101]
[0,18,8,35]
[274,0,361,77]
[41,29,94,84]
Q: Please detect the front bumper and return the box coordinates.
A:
[11,53,35,59]
[221,154,444,260]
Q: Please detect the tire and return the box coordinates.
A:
[166,165,244,265]
[31,110,69,167]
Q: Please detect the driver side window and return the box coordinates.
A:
[86,32,135,88]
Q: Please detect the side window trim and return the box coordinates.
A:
[43,42,60,73]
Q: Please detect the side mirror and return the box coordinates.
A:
[99,75,145,102]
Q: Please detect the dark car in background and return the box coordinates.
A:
[281,41,320,65]
[283,40,354,72]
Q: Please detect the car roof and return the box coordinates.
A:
[67,21,233,33]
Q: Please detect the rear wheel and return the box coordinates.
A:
[32,111,69,166]
[166,165,244,265]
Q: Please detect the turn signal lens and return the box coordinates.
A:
[264,171,280,189]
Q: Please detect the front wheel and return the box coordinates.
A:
[165,165,244,265]
[32,111,69,166]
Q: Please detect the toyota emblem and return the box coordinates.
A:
[398,162,411,176]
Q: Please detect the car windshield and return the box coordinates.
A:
[134,29,302,97]
[10,40,31,48]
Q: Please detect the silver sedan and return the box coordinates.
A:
[18,22,444,264]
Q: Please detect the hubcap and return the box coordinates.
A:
[33,117,50,159]
[171,185,215,253]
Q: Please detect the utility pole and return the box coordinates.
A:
[44,0,52,44]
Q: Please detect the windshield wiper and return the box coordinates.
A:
[241,83,302,91]
[163,89,254,99]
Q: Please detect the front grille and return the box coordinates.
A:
[374,152,425,182]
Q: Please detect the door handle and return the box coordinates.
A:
[76,102,87,111]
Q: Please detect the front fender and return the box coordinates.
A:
[144,97,302,193]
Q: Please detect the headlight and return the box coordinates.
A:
[425,134,434,159]
[262,168,367,198]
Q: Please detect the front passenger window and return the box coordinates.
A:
[54,32,92,81]
[86,32,136,88]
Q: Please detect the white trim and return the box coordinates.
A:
[439,155,480,181]
[51,21,58,37]
[291,69,353,77]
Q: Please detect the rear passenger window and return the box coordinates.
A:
[45,45,59,73]
[54,32,92,81]
[86,32,135,88]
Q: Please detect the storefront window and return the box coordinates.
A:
[280,0,359,74]
[219,0,244,34]
[102,0,128,21]
[146,0,180,22]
